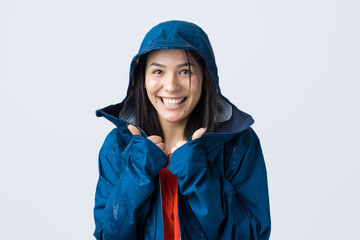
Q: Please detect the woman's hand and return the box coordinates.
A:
[170,128,206,153]
[127,125,165,152]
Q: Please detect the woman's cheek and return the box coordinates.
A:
[190,77,202,94]
[145,78,160,92]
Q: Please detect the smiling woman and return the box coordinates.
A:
[129,47,219,147]
[94,20,271,240]
[144,49,203,150]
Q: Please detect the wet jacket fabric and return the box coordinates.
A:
[94,20,271,239]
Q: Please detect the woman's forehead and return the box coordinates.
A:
[146,49,199,67]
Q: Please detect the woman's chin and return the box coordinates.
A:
[159,113,188,125]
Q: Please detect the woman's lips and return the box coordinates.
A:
[161,97,185,105]
[158,97,187,106]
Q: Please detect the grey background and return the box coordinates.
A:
[1,0,359,239]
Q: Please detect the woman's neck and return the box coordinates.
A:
[160,120,187,155]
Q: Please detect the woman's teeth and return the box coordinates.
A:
[161,97,185,106]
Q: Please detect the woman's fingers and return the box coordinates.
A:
[156,142,165,151]
[171,140,188,153]
[127,126,165,151]
[171,128,206,154]
[148,135,165,151]
[147,135,163,144]
[192,128,206,140]
[127,125,206,154]
[176,140,187,147]
[127,124,141,136]
[171,146,178,154]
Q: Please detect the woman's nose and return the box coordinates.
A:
[164,73,179,92]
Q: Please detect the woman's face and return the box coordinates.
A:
[145,49,203,127]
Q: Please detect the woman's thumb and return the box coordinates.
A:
[192,128,206,140]
[127,124,141,136]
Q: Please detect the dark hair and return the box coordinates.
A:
[126,50,218,140]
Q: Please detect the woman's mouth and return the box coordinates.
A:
[159,97,187,106]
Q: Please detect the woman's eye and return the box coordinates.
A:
[153,70,162,74]
[180,69,190,74]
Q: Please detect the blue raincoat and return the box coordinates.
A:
[94,20,271,239]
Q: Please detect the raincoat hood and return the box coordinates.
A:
[130,20,219,90]
[96,20,254,136]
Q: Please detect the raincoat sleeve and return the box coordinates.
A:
[168,128,271,240]
[93,128,168,240]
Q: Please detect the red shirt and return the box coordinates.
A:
[159,155,180,240]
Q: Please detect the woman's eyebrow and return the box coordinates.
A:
[176,62,195,68]
[148,62,165,67]
[148,62,195,68]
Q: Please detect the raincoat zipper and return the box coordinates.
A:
[159,176,165,239]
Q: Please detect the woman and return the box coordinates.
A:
[94,20,271,240]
